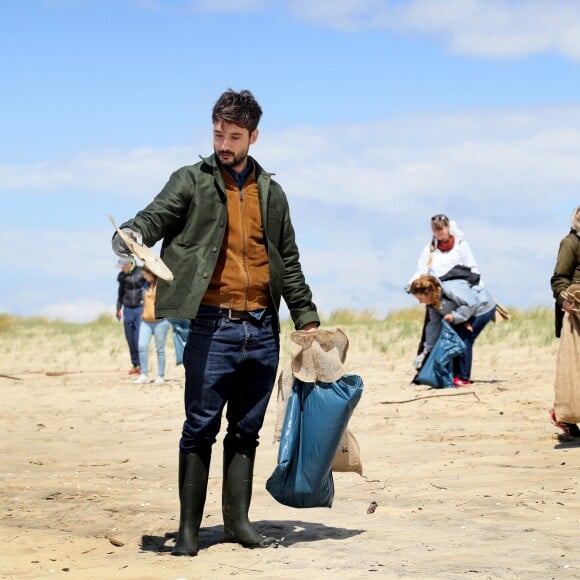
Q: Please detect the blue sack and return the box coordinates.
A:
[266,374,363,508]
[169,319,190,366]
[413,320,466,388]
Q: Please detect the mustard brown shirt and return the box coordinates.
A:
[203,165,272,311]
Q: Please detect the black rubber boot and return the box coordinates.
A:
[222,446,278,548]
[172,451,210,557]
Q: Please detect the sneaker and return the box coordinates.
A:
[154,376,165,384]
[549,409,580,437]
[134,374,150,384]
[128,366,141,375]
[453,377,472,387]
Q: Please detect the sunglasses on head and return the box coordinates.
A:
[431,214,449,223]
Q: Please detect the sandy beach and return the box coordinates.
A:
[1,314,579,579]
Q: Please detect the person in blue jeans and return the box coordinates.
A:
[168,318,190,366]
[116,258,145,374]
[452,283,497,385]
[134,267,171,385]
[411,275,496,387]
[112,89,319,557]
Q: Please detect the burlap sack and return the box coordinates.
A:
[273,361,294,443]
[553,310,580,423]
[331,428,363,475]
[141,284,157,322]
[290,328,349,383]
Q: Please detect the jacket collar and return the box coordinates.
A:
[199,153,272,178]
[199,153,273,200]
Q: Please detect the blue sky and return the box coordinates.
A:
[2,0,580,322]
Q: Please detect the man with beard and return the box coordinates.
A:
[112,89,319,556]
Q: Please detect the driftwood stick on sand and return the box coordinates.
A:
[1,370,121,377]
[45,370,121,376]
[380,390,481,404]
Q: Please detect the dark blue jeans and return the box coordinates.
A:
[180,309,280,456]
[454,306,496,380]
[123,305,143,368]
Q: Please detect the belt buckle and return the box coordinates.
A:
[228,309,245,321]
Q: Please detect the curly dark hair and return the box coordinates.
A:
[212,89,263,132]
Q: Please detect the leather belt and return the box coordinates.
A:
[225,309,252,321]
[197,305,268,321]
[197,306,253,321]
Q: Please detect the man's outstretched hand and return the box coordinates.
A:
[112,228,142,258]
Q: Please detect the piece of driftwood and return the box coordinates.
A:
[108,214,174,282]
[2,370,120,377]
[380,390,481,404]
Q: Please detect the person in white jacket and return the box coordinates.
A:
[408,214,480,284]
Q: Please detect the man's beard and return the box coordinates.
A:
[215,147,249,169]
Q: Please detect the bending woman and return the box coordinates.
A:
[410,274,496,387]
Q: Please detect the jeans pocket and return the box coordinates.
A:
[190,316,222,335]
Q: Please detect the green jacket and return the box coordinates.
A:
[122,154,319,330]
[551,229,580,305]
[550,229,580,337]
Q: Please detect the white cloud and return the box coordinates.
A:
[254,104,580,218]
[0,227,127,322]
[0,228,118,277]
[5,104,579,218]
[0,146,195,199]
[288,0,580,60]
[129,0,580,60]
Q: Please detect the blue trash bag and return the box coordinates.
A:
[413,320,466,388]
[169,319,190,366]
[266,374,364,508]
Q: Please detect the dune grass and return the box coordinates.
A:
[276,305,554,353]
[0,307,555,342]
[0,307,557,374]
